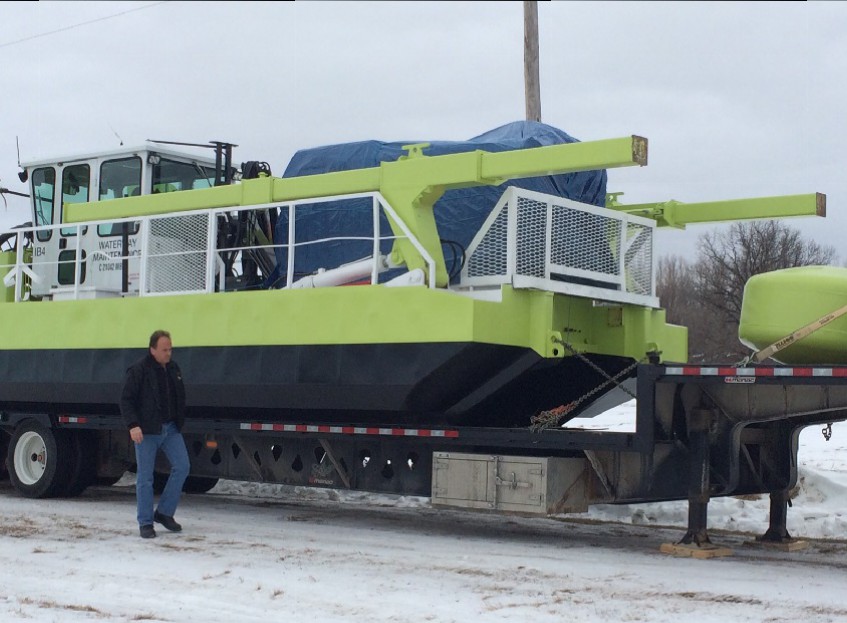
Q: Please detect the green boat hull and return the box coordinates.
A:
[0,284,686,427]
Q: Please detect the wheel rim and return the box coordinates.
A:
[14,431,47,486]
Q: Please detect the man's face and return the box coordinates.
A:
[150,336,173,366]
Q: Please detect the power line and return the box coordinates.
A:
[0,1,169,50]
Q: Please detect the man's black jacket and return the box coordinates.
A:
[120,354,186,433]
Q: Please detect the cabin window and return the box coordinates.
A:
[31,167,55,242]
[60,164,91,236]
[98,157,142,236]
[152,157,215,193]
[57,249,87,286]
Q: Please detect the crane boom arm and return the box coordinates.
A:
[609,193,825,228]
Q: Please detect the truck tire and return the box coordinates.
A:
[0,431,9,481]
[60,432,98,498]
[152,473,218,494]
[7,420,73,498]
[182,475,219,494]
[96,474,125,487]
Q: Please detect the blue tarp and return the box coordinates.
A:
[272,120,607,285]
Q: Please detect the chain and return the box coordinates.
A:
[530,337,646,432]
[822,423,833,442]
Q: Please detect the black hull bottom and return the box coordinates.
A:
[0,344,636,428]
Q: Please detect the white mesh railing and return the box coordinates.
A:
[0,191,436,302]
[142,213,213,295]
[459,187,658,307]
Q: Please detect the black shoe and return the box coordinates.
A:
[154,511,182,532]
[140,524,156,539]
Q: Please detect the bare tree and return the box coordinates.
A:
[691,220,836,362]
[657,221,836,363]
[696,221,836,320]
[656,255,695,326]
[656,254,719,363]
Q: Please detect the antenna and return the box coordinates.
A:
[109,124,124,146]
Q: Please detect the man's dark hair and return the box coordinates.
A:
[149,330,171,349]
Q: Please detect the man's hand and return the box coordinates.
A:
[130,426,143,444]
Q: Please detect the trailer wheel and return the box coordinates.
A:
[7,420,73,498]
[96,474,124,487]
[60,432,98,498]
[0,431,9,481]
[152,472,218,494]
[182,476,219,494]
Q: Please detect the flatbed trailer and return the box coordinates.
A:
[3,362,845,546]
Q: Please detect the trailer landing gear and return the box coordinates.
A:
[751,490,808,551]
[660,411,808,557]
[661,408,733,559]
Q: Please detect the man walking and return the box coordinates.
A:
[120,330,190,539]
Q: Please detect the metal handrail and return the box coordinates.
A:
[458,187,659,307]
[0,191,437,302]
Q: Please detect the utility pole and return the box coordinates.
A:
[524,0,541,122]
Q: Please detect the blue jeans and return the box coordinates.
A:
[134,422,190,527]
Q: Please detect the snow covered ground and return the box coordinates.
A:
[566,400,847,539]
[1,402,847,622]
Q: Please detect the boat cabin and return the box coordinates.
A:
[21,144,221,298]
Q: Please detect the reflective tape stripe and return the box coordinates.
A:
[664,366,847,377]
[58,416,88,424]
[239,423,459,438]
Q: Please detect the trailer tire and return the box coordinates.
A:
[152,472,218,494]
[97,474,124,487]
[0,431,9,481]
[60,431,98,498]
[7,420,73,498]
[182,476,219,494]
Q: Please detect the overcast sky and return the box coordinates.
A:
[1,1,843,261]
